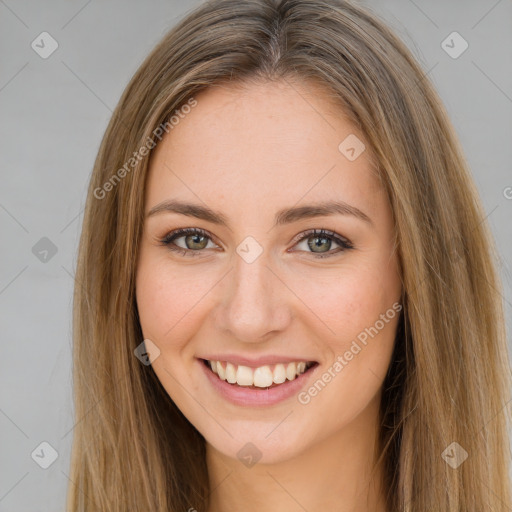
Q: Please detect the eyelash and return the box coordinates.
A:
[159,227,354,259]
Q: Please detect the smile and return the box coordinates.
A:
[203,359,316,388]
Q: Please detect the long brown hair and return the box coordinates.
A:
[67,0,512,510]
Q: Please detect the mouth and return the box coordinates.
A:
[201,358,318,390]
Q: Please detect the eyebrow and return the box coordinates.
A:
[147,199,373,228]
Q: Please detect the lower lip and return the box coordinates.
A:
[199,359,318,407]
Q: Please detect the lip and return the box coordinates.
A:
[198,353,318,368]
[198,357,319,407]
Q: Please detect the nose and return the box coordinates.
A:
[214,250,292,343]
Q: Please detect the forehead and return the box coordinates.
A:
[145,80,384,219]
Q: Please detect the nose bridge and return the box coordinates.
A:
[219,248,290,342]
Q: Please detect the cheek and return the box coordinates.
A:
[292,272,400,425]
[291,261,400,348]
[135,254,214,344]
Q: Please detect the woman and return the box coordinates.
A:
[67,0,512,510]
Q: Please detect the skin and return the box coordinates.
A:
[135,79,402,512]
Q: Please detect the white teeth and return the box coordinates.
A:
[236,365,254,386]
[286,362,297,381]
[226,362,237,383]
[273,363,286,384]
[217,362,226,380]
[253,366,273,388]
[207,359,312,387]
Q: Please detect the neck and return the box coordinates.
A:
[206,395,388,512]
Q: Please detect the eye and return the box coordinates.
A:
[160,227,219,257]
[291,228,353,259]
[159,227,353,259]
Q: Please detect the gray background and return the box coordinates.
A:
[1,1,511,510]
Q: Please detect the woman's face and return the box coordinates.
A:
[136,79,402,464]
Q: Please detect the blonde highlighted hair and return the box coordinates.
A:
[67,0,512,510]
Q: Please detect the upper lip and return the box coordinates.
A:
[198,354,318,368]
